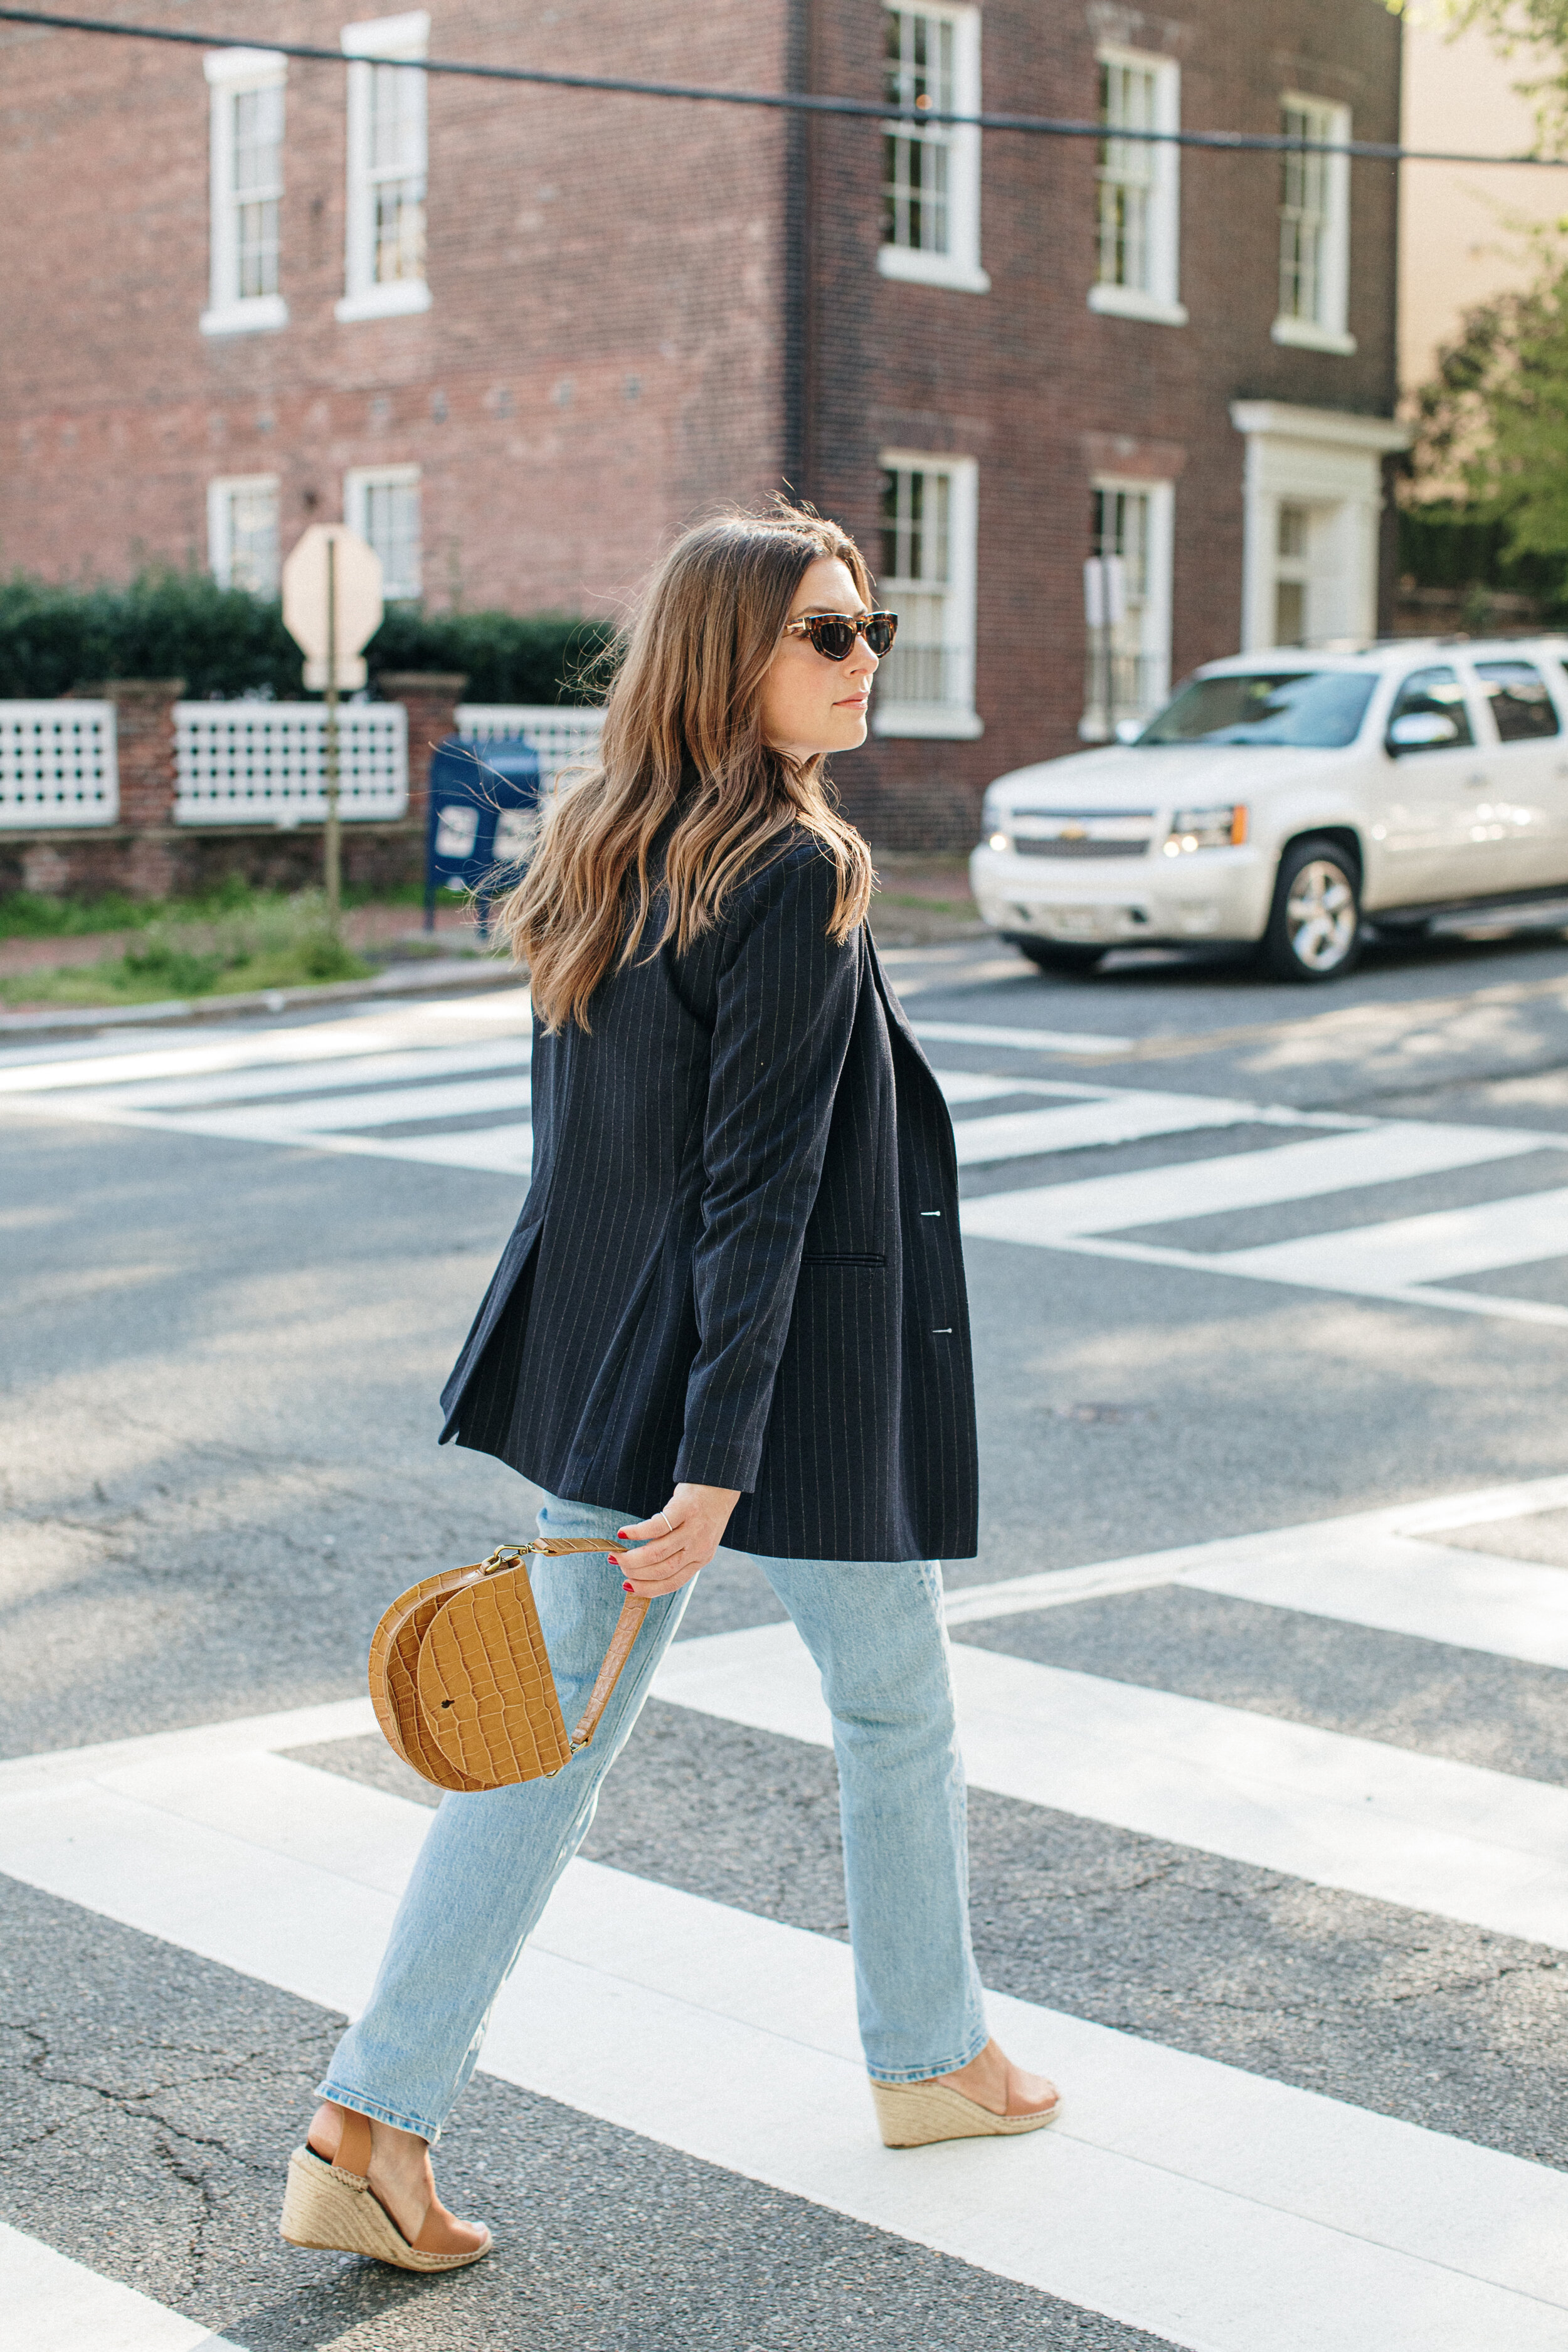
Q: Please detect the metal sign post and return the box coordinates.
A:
[281,523,384,925]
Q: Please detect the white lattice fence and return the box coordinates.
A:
[174,703,408,825]
[0,702,118,829]
[456,705,603,793]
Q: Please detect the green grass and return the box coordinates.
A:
[0,874,425,941]
[0,891,373,1007]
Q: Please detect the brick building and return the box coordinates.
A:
[0,0,1406,850]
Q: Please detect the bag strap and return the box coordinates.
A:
[482,1537,653,1759]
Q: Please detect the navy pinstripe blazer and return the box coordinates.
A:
[439,830,979,1560]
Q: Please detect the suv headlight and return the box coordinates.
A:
[978,795,1012,852]
[1163,805,1248,854]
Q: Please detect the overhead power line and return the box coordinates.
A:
[3,4,1567,168]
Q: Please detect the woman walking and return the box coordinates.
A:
[282,504,1059,2272]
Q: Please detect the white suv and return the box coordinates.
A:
[970,638,1568,980]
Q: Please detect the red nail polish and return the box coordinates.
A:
[623,1581,634,1592]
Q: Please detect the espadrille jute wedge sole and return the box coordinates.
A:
[279,2112,491,2273]
[870,2075,1062,2149]
[280,2148,492,2270]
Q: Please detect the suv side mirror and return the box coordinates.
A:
[1387,710,1458,753]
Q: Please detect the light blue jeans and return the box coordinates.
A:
[322,1490,988,2138]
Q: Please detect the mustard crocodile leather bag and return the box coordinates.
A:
[368,1539,649,1791]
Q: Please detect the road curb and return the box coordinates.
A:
[0,955,521,1038]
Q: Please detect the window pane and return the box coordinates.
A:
[224,485,279,596]
[369,62,423,173]
[1274,578,1306,646]
[373,181,426,283]
[363,480,421,600]
[1098,60,1157,291]
[364,59,426,285]
[882,6,955,254]
[230,83,282,300]
[1279,103,1331,323]
[1474,660,1561,741]
[1142,670,1375,748]
[1389,666,1475,746]
[1277,502,1308,559]
[1092,486,1149,603]
[879,464,958,704]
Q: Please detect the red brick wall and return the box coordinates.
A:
[376,670,466,833]
[0,1,1401,853]
[0,1,791,608]
[801,0,1402,849]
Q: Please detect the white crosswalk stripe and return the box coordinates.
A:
[6,1480,1568,2349]
[658,1625,1568,1950]
[0,2222,241,2352]
[943,1485,1568,1670]
[11,996,1568,1319]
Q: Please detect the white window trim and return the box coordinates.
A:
[1272,92,1354,354]
[207,474,280,594]
[201,47,288,337]
[1272,314,1357,358]
[1088,45,1186,328]
[344,462,423,600]
[1080,474,1174,739]
[877,4,990,296]
[872,450,983,739]
[337,11,432,324]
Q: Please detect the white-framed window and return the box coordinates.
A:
[873,453,982,738]
[344,464,421,600]
[1273,95,1354,354]
[207,474,281,595]
[1088,48,1185,327]
[337,12,431,323]
[879,4,988,294]
[1081,477,1173,739]
[201,48,287,336]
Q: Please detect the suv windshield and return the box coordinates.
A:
[1139,670,1377,748]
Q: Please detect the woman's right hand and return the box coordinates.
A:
[607,1481,741,1597]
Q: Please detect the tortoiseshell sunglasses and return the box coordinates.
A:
[781,611,899,660]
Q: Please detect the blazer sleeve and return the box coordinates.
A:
[673,844,861,1492]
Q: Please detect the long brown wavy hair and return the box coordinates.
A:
[498,503,877,1031]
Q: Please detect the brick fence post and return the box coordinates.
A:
[73,678,184,897]
[374,672,468,841]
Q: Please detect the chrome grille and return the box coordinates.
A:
[1014,836,1149,859]
[1007,810,1154,859]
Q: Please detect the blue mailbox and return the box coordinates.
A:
[424,736,543,936]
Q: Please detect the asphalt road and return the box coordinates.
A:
[4,914,1568,2350]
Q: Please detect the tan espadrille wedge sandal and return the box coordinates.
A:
[280,2107,491,2272]
[869,2073,1062,2149]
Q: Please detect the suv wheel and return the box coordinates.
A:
[1015,940,1107,975]
[1261,839,1363,982]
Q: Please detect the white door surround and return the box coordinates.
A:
[1230,401,1410,653]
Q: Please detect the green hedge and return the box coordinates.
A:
[0,570,617,704]
[1396,504,1560,604]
